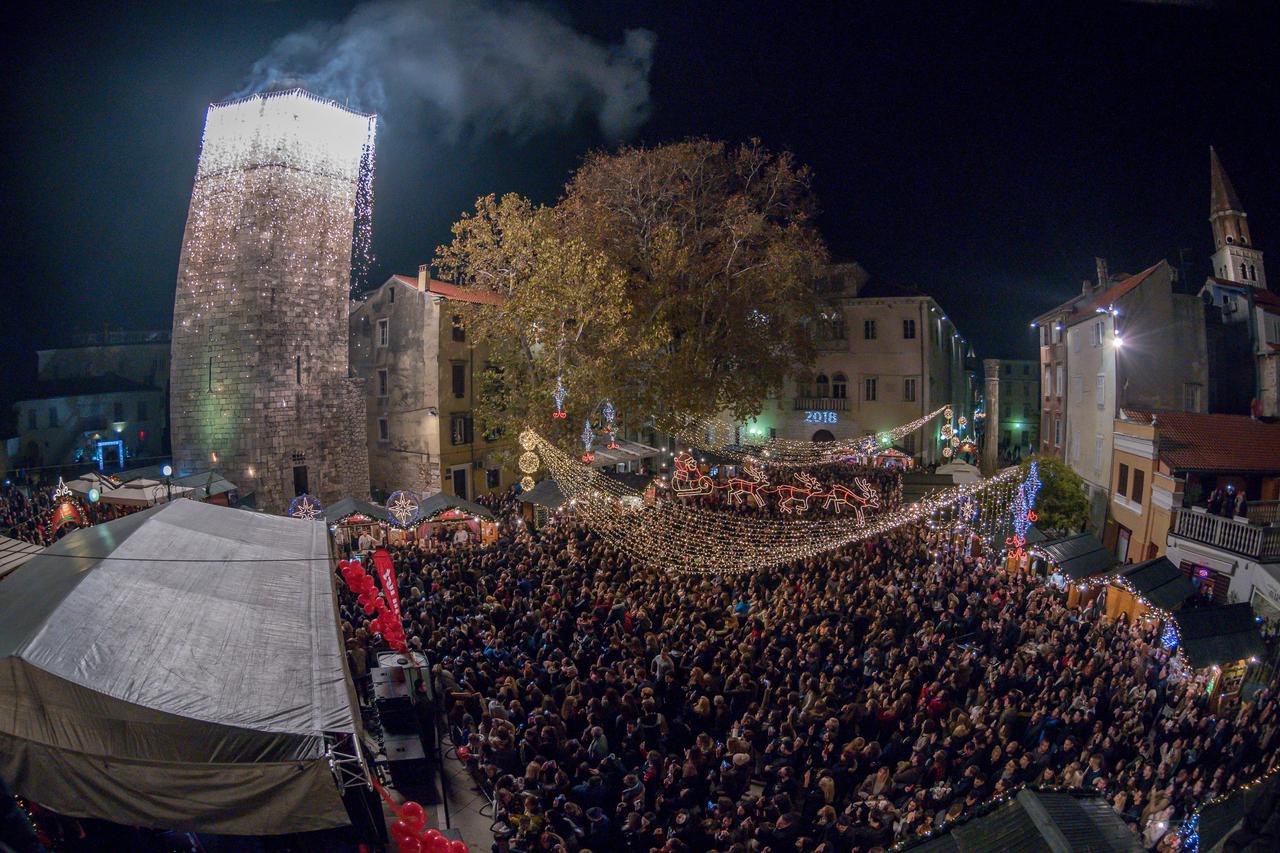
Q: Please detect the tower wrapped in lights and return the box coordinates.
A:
[170,89,373,509]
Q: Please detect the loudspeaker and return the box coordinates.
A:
[385,733,431,786]
[377,695,418,735]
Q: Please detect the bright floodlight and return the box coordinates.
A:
[161,464,174,477]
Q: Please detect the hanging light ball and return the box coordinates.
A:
[520,476,535,491]
[519,452,540,474]
[519,430,538,451]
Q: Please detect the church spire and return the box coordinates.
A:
[1208,146,1264,288]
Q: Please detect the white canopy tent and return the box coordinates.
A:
[0,499,360,834]
[66,472,194,507]
[0,535,43,581]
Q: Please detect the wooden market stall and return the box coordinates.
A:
[415,491,499,546]
[1102,557,1196,622]
[1172,603,1267,709]
[324,497,392,552]
[1033,532,1117,605]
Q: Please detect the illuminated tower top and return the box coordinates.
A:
[1209,146,1265,289]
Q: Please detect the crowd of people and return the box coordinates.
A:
[0,478,56,546]
[337,491,1280,853]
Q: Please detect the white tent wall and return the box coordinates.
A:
[0,500,359,835]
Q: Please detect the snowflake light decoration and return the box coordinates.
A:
[52,477,74,503]
[385,490,421,528]
[581,419,595,463]
[288,493,324,521]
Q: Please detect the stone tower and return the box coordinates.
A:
[1209,147,1266,289]
[982,359,1000,476]
[170,89,372,511]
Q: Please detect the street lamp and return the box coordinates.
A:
[161,463,173,503]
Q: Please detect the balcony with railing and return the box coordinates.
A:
[794,396,849,412]
[1172,507,1280,563]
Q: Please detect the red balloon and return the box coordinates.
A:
[390,819,415,841]
[375,597,390,611]
[418,825,441,843]
[402,801,426,830]
[398,836,423,853]
[363,603,377,616]
[369,617,383,634]
[448,840,468,853]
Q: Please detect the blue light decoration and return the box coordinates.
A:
[288,493,324,521]
[581,419,595,463]
[1176,813,1199,853]
[87,487,101,504]
[804,411,838,424]
[602,399,620,449]
[1161,621,1180,651]
[385,490,421,528]
[1005,461,1042,562]
[552,375,567,419]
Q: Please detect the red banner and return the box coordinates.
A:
[372,548,403,632]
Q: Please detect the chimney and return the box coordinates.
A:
[1095,257,1109,291]
[417,264,429,293]
[1082,279,1093,296]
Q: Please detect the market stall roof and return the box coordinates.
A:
[324,496,391,525]
[67,471,194,507]
[905,789,1143,853]
[937,461,982,483]
[0,535,43,581]
[170,469,238,500]
[418,490,496,521]
[518,478,566,509]
[1037,532,1117,581]
[1108,557,1196,612]
[1195,770,1278,851]
[1173,602,1267,670]
[587,438,662,469]
[0,499,357,834]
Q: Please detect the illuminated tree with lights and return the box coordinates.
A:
[1021,456,1088,535]
[436,139,828,450]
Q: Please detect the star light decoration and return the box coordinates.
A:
[288,493,324,521]
[385,490,421,528]
[664,406,949,468]
[524,425,1027,574]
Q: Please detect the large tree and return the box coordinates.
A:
[435,139,828,450]
[1024,456,1090,535]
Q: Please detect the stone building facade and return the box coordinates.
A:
[169,90,371,511]
[349,269,516,502]
[982,357,1040,462]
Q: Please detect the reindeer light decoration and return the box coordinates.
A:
[726,462,769,508]
[773,471,820,514]
[819,477,881,522]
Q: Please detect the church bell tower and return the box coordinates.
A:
[1209,146,1266,289]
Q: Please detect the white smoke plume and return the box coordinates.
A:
[236,0,656,139]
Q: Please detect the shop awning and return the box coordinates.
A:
[587,439,662,468]
[324,496,392,525]
[1173,602,1267,670]
[1037,532,1117,581]
[1108,557,1196,612]
[517,478,566,510]
[905,789,1142,852]
[0,535,43,581]
[418,491,496,521]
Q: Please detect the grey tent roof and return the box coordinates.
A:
[1174,602,1267,669]
[518,478,566,509]
[1109,557,1196,612]
[325,496,391,524]
[906,789,1143,852]
[0,535,43,581]
[1039,532,1117,580]
[0,499,357,834]
[170,469,238,499]
[418,490,496,521]
[1196,770,1279,851]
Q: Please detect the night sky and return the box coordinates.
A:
[2,0,1276,411]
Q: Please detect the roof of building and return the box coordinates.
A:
[1108,557,1196,612]
[1066,262,1164,325]
[1038,532,1117,581]
[904,789,1143,853]
[1120,408,1280,473]
[1210,146,1244,215]
[390,274,505,305]
[1173,602,1266,670]
[17,373,160,402]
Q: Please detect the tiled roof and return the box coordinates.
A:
[390,274,504,305]
[1121,408,1280,473]
[1065,262,1164,327]
[1210,146,1243,214]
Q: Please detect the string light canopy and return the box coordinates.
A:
[660,406,948,468]
[523,428,1026,574]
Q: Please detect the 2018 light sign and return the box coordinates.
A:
[804,411,838,424]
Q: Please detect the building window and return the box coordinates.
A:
[1093,435,1103,472]
[452,362,466,398]
[1004,364,1012,376]
[1044,366,1051,398]
[377,369,388,397]
[1182,383,1201,412]
[1022,363,1031,376]
[451,413,474,446]
[1131,469,1145,502]
[451,315,465,342]
[1096,374,1105,409]
[296,354,302,385]
[389,285,395,303]
[903,378,916,402]
[377,318,389,347]
[46,406,58,427]
[1054,417,1062,446]
[486,468,501,489]
[1002,402,1011,418]
[904,433,916,454]
[815,374,830,397]
[377,418,389,442]
[113,402,124,421]
[1072,329,1081,353]
[1092,321,1104,347]
[903,318,916,339]
[769,427,777,439]
[864,377,877,401]
[1055,366,1064,398]
[832,373,847,399]
[864,319,876,340]
[1117,463,1129,496]
[136,401,147,421]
